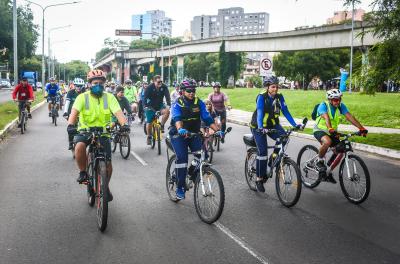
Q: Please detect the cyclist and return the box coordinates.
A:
[250,75,302,193]
[313,88,368,183]
[201,99,219,133]
[144,75,171,144]
[67,70,129,201]
[106,81,116,94]
[170,83,181,104]
[169,79,223,200]
[63,82,84,150]
[12,77,34,124]
[114,86,132,119]
[208,82,231,143]
[45,77,61,117]
[137,81,148,124]
[123,79,138,114]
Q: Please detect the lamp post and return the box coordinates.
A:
[48,25,71,77]
[349,0,355,93]
[13,0,17,84]
[24,0,80,88]
[50,40,68,77]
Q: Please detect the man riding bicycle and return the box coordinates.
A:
[170,79,222,200]
[45,77,61,117]
[208,82,231,143]
[113,86,133,123]
[250,75,302,193]
[67,70,129,201]
[63,81,84,150]
[137,81,148,124]
[123,79,138,115]
[144,75,171,145]
[313,88,368,183]
[12,77,34,125]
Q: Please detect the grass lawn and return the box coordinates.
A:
[0,92,44,131]
[195,88,400,129]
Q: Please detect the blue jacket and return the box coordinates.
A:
[256,93,297,128]
[46,83,60,96]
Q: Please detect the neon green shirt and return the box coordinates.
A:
[72,91,121,130]
[124,85,137,103]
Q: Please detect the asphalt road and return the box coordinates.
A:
[0,105,399,264]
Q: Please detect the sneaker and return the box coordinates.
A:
[161,124,165,133]
[107,187,113,202]
[28,113,32,119]
[146,136,151,145]
[255,180,265,193]
[315,159,327,172]
[48,112,52,117]
[221,137,225,143]
[325,172,337,184]
[76,171,88,184]
[176,187,185,200]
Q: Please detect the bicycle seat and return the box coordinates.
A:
[243,134,256,147]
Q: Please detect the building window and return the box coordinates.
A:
[244,26,247,29]
[211,17,217,22]
[249,15,253,18]
[245,15,248,19]
[225,16,229,20]
[244,31,247,35]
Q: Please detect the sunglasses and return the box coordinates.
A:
[185,88,196,94]
[156,81,162,84]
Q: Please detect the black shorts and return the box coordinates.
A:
[313,131,340,147]
[73,133,112,161]
[215,109,227,120]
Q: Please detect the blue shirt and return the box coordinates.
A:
[46,83,60,96]
[256,94,297,128]
[317,102,349,117]
[172,97,214,127]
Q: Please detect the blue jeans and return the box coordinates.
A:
[170,135,202,189]
[251,124,286,178]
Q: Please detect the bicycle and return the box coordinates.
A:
[49,96,60,126]
[202,126,232,163]
[111,123,131,159]
[64,115,76,159]
[149,111,162,155]
[165,132,225,224]
[16,100,29,134]
[243,119,307,207]
[83,126,111,232]
[297,131,370,204]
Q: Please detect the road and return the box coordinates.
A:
[0,88,13,103]
[1,105,399,264]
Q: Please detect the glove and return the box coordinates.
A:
[120,124,130,133]
[328,128,339,138]
[359,127,368,137]
[215,130,224,137]
[178,128,188,136]
[67,124,77,135]
[63,112,69,118]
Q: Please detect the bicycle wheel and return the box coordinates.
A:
[157,127,161,155]
[20,112,25,134]
[339,154,370,204]
[206,140,214,163]
[111,134,118,153]
[244,148,257,191]
[194,166,225,224]
[275,157,302,207]
[119,134,131,159]
[96,160,108,232]
[297,145,321,188]
[166,154,179,202]
[86,153,95,206]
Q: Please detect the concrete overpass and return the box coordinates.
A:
[93,22,379,82]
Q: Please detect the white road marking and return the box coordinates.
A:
[130,150,148,166]
[214,222,270,264]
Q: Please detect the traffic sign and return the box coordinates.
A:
[260,57,272,76]
[115,29,142,36]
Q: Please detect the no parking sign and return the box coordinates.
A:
[260,57,272,77]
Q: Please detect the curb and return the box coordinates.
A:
[0,101,46,140]
[227,117,400,160]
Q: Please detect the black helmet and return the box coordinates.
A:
[263,76,279,87]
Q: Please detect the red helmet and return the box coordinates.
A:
[87,70,106,82]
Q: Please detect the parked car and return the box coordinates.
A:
[0,79,11,89]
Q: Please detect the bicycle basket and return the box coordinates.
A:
[335,140,352,153]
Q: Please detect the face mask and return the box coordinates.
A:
[90,84,104,97]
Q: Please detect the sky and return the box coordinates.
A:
[22,0,375,63]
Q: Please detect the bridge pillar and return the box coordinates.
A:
[177,55,184,83]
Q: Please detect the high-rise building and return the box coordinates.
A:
[131,10,172,40]
[326,9,365,24]
[190,7,269,40]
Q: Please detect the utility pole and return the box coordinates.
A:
[349,0,355,93]
[13,0,18,84]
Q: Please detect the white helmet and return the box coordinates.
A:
[326,89,342,99]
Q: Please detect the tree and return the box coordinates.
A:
[95,47,112,61]
[63,60,90,81]
[218,41,245,87]
[273,49,350,88]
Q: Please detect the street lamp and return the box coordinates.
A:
[13,0,17,84]
[48,25,71,77]
[349,0,355,93]
[24,0,80,88]
[50,40,69,77]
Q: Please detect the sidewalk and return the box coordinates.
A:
[227,109,400,134]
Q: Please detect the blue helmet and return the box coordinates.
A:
[263,76,279,87]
